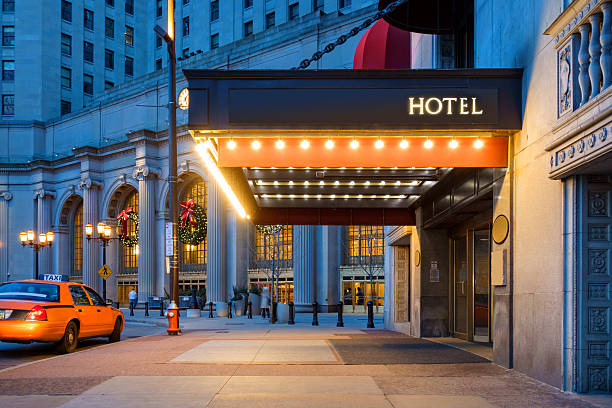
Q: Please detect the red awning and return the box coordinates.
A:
[353,19,411,69]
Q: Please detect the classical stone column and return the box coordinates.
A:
[0,191,12,283]
[134,166,157,301]
[80,178,100,291]
[206,181,226,303]
[293,225,315,309]
[34,189,55,276]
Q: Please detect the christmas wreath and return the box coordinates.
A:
[178,199,207,245]
[117,208,139,247]
[256,225,283,235]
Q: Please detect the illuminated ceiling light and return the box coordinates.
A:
[370,195,376,199]
[350,139,359,149]
[358,194,363,199]
[304,194,309,199]
[424,138,434,149]
[289,180,294,186]
[365,181,370,186]
[399,139,409,149]
[400,195,407,199]
[319,180,324,186]
[392,166,398,170]
[330,194,336,199]
[349,180,355,186]
[305,166,311,170]
[304,180,309,186]
[334,180,340,186]
[256,180,263,185]
[384,194,390,199]
[276,194,281,198]
[356,167,363,171]
[262,194,268,198]
[374,138,384,149]
[317,194,322,199]
[288,166,293,169]
[325,139,334,149]
[275,139,285,149]
[290,194,295,198]
[273,180,279,186]
[449,138,459,149]
[474,138,484,149]
[380,181,386,186]
[227,139,237,150]
[300,139,310,149]
[395,180,401,186]
[251,140,262,150]
[344,194,349,199]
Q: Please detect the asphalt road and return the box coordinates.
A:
[0,321,164,371]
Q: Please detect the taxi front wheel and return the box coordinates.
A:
[56,321,78,354]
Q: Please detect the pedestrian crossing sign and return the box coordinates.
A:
[97,265,113,280]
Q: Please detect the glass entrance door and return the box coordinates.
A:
[453,237,468,337]
[473,229,491,342]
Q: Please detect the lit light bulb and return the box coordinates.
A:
[395,180,401,186]
[365,181,370,186]
[344,194,349,199]
[330,194,335,199]
[290,194,295,198]
[349,180,355,186]
[325,139,334,149]
[334,180,340,186]
[317,194,322,199]
[374,139,384,149]
[251,140,261,150]
[304,194,309,199]
[474,138,484,149]
[275,139,285,149]
[300,139,310,149]
[358,194,363,199]
[274,180,279,186]
[319,181,324,186]
[424,139,434,149]
[371,195,376,199]
[289,180,294,186]
[276,194,281,198]
[380,181,386,186]
[399,139,409,149]
[227,139,237,150]
[449,139,459,149]
[304,181,309,186]
[350,139,359,149]
[384,195,390,199]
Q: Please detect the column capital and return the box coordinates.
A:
[0,191,12,201]
[78,178,102,191]
[133,165,160,181]
[33,189,56,200]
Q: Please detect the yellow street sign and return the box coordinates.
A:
[97,265,113,280]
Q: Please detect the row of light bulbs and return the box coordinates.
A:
[226,138,484,150]
[259,194,408,200]
[256,180,419,187]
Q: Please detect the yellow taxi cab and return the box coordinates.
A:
[0,276,124,353]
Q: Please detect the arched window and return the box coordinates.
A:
[71,203,83,277]
[345,226,384,265]
[255,225,293,267]
[181,181,207,268]
[122,191,139,273]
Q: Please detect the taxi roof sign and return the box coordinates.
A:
[97,265,113,280]
[41,274,69,282]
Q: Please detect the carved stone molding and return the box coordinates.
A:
[78,178,102,190]
[33,189,56,200]
[550,0,603,47]
[0,191,13,201]
[133,166,160,181]
[549,124,612,178]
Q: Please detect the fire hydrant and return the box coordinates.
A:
[166,301,181,335]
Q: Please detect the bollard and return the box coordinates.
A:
[190,288,198,309]
[115,301,120,309]
[209,301,214,318]
[247,301,253,319]
[337,301,344,327]
[129,302,134,316]
[312,301,319,326]
[227,301,233,318]
[271,302,277,324]
[144,302,149,317]
[160,301,165,317]
[288,301,295,325]
[367,300,375,328]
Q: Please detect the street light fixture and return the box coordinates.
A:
[85,221,119,302]
[19,229,54,279]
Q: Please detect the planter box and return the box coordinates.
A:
[250,294,261,315]
[234,298,245,316]
[277,303,289,323]
[186,308,201,318]
[216,301,228,317]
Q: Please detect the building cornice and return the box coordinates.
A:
[545,0,602,45]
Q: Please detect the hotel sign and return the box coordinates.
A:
[408,97,484,116]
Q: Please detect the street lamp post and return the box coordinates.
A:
[85,222,115,301]
[19,230,55,280]
[155,0,180,335]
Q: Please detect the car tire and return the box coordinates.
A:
[56,321,78,354]
[108,317,122,343]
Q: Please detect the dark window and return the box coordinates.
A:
[83,74,93,95]
[2,26,14,46]
[210,33,218,50]
[83,8,94,30]
[313,0,324,11]
[244,20,253,37]
[105,49,114,69]
[60,99,71,115]
[61,66,71,88]
[183,0,189,4]
[183,16,189,36]
[105,80,114,90]
[84,286,105,306]
[69,285,90,305]
[1,94,13,115]
[0,282,60,302]
[83,41,94,62]
[338,0,351,8]
[265,12,275,29]
[105,0,114,7]
[2,0,15,12]
[182,48,189,58]
[2,60,14,80]
[156,0,163,17]
[288,3,299,20]
[61,0,72,22]
[210,0,219,21]
[125,25,134,45]
[61,33,72,56]
[125,56,133,76]
[156,36,162,48]
[244,0,252,8]
[155,58,162,70]
[125,0,134,15]
[105,17,114,38]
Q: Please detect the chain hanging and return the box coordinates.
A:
[293,0,407,70]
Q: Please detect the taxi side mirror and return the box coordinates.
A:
[106,299,113,306]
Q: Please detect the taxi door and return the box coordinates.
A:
[83,286,113,335]
[68,284,99,338]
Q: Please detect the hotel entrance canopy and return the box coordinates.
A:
[184,69,522,225]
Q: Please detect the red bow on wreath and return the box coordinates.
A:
[180,199,197,228]
[117,207,133,237]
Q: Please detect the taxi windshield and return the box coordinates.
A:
[0,282,60,302]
